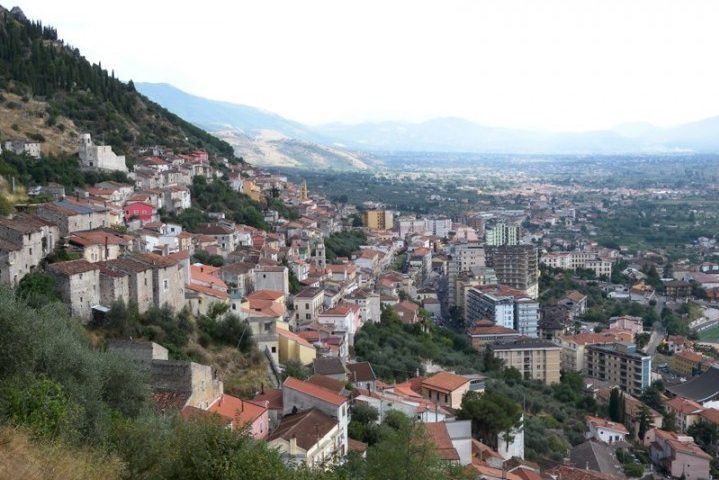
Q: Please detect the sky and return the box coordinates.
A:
[13,0,719,131]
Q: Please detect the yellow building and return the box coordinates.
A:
[670,350,712,377]
[278,329,317,366]
[489,338,561,384]
[362,210,393,230]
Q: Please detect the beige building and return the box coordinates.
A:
[362,209,393,230]
[268,409,343,469]
[558,332,626,372]
[421,372,471,409]
[47,259,101,321]
[293,287,325,326]
[489,338,561,384]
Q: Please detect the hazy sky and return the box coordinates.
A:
[14,0,719,131]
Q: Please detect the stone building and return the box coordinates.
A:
[78,133,128,172]
[37,199,110,236]
[98,264,131,306]
[103,257,155,313]
[254,264,289,295]
[47,259,101,321]
[133,253,186,310]
[0,214,59,285]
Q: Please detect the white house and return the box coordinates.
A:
[586,416,629,444]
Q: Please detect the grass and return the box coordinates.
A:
[0,427,123,480]
[698,323,719,342]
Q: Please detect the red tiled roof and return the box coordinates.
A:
[278,329,315,348]
[422,371,470,393]
[283,376,347,407]
[207,393,267,429]
[666,396,704,415]
[586,415,629,435]
[424,422,459,461]
[253,388,283,410]
[247,290,285,301]
[306,374,347,394]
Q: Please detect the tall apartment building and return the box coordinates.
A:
[485,245,539,299]
[585,343,651,397]
[466,285,539,337]
[447,243,485,310]
[485,223,520,246]
[362,210,393,230]
[489,339,561,384]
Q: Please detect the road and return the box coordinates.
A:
[645,294,666,355]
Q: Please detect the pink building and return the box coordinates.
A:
[123,202,155,223]
[207,393,270,440]
[645,429,711,480]
[608,315,643,335]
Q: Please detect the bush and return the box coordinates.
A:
[623,463,644,478]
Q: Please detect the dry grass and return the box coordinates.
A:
[0,92,80,155]
[0,427,124,480]
[186,342,273,398]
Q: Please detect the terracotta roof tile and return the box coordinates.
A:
[283,377,347,407]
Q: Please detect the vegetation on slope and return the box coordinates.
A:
[0,6,235,158]
[353,305,484,382]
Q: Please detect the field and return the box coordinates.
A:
[697,323,719,342]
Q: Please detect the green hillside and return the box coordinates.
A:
[0,5,235,159]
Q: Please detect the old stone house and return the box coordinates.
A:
[47,259,100,321]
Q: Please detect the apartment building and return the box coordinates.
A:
[485,223,520,246]
[466,284,539,337]
[485,245,539,299]
[362,210,393,230]
[541,251,613,278]
[489,338,561,384]
[585,343,651,397]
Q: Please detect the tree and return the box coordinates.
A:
[635,332,650,350]
[687,420,719,447]
[16,271,60,307]
[364,416,452,480]
[458,390,522,448]
[640,381,665,413]
[609,388,625,423]
[637,405,653,440]
[663,410,678,433]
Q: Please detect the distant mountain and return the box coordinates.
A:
[138,83,719,159]
[137,83,372,170]
[136,83,317,140]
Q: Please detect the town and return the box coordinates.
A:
[1,127,719,480]
[2,3,719,480]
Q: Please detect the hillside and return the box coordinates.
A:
[138,83,373,170]
[214,128,373,170]
[0,6,236,159]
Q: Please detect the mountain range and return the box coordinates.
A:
[138,86,719,170]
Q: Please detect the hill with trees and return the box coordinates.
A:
[0,5,236,159]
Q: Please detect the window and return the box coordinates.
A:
[163,279,168,291]
[144,278,147,286]
[306,313,311,320]
[305,303,309,309]
[271,346,277,353]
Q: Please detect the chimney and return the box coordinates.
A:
[289,435,297,455]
